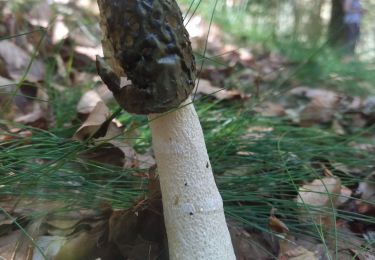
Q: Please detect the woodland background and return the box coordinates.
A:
[0,0,375,259]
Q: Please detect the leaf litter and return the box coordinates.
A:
[0,0,374,259]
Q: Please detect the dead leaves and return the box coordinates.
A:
[1,82,53,129]
[296,177,341,227]
[255,86,375,133]
[74,101,139,169]
[0,40,45,82]
[279,246,317,260]
[74,101,110,141]
[0,182,165,260]
[195,79,248,100]
[291,87,341,126]
[73,89,155,170]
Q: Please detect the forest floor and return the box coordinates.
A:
[0,1,375,259]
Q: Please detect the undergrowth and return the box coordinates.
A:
[1,0,375,259]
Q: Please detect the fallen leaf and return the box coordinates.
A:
[228,220,277,260]
[76,90,103,115]
[363,96,375,116]
[74,103,139,168]
[0,230,28,260]
[254,102,285,117]
[299,98,339,126]
[0,128,33,143]
[14,87,53,129]
[357,171,375,201]
[73,101,110,141]
[349,250,375,260]
[33,236,67,260]
[296,177,341,227]
[290,87,338,101]
[243,126,273,139]
[81,140,138,168]
[195,79,247,100]
[0,40,45,82]
[76,86,113,116]
[51,228,103,260]
[337,185,352,206]
[28,0,53,28]
[52,15,70,43]
[288,87,341,126]
[13,85,52,129]
[269,215,289,234]
[279,245,317,260]
[135,151,156,170]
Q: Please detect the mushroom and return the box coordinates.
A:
[96,0,235,259]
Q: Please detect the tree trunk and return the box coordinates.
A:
[306,0,324,45]
[149,97,235,260]
[328,0,345,46]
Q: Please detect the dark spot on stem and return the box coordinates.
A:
[189,212,194,216]
[206,162,209,168]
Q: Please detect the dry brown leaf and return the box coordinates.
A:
[299,98,339,126]
[33,236,68,260]
[0,230,29,260]
[15,102,44,123]
[50,228,103,260]
[357,171,375,201]
[195,79,246,100]
[228,220,276,260]
[0,128,32,143]
[76,86,113,115]
[296,177,341,227]
[255,102,285,117]
[336,185,352,206]
[0,40,45,82]
[349,249,375,260]
[52,15,70,43]
[290,87,338,101]
[106,140,138,168]
[73,101,109,141]
[74,104,139,168]
[297,177,341,207]
[76,90,103,115]
[95,84,113,103]
[0,76,15,92]
[13,85,52,129]
[87,121,138,168]
[135,152,156,170]
[279,245,317,260]
[288,87,340,126]
[28,0,53,27]
[269,215,289,234]
[14,88,53,129]
[244,126,273,139]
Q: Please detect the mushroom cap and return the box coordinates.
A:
[97,0,196,114]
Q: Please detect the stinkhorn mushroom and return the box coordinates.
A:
[96,0,235,259]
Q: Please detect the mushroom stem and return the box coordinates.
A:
[149,97,235,260]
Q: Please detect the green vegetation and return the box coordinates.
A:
[1,0,375,258]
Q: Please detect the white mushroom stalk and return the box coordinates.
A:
[96,0,235,258]
[149,97,235,259]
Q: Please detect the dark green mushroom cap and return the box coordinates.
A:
[97,0,196,114]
